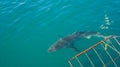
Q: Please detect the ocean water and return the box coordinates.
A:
[0,0,120,67]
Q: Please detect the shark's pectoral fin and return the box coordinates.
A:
[67,44,80,52]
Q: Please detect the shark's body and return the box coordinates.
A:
[48,31,103,52]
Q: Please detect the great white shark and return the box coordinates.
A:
[48,31,104,53]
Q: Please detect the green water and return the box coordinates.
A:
[0,0,120,67]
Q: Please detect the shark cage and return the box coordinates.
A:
[68,36,120,67]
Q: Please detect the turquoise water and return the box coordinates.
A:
[0,0,120,67]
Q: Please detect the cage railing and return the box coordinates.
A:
[68,35,120,67]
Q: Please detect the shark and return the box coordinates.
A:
[48,31,104,53]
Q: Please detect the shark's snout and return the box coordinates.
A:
[48,46,56,52]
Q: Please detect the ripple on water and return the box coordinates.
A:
[0,1,29,45]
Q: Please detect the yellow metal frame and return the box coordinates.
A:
[68,36,120,67]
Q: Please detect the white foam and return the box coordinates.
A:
[100,24,109,29]
[105,14,111,25]
[99,14,112,30]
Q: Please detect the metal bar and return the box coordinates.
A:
[101,43,118,67]
[92,48,106,67]
[75,56,84,67]
[69,36,113,61]
[113,36,120,46]
[105,55,120,66]
[85,53,95,67]
[75,36,113,57]
[68,35,120,67]
[68,60,74,67]
[105,50,117,67]
[102,42,120,55]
